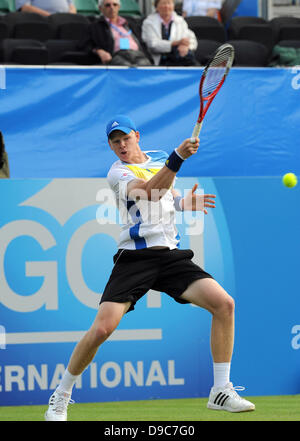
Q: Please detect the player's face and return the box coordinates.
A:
[108,130,141,163]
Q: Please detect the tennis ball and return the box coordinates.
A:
[282,173,298,188]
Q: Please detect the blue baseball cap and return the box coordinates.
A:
[106,115,137,138]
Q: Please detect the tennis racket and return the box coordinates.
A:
[191,43,235,141]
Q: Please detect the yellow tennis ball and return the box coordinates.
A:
[282,173,298,188]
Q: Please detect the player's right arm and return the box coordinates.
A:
[127,137,199,202]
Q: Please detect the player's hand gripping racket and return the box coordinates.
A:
[191,43,235,142]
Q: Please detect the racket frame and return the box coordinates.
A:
[191,43,234,140]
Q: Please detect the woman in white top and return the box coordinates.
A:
[182,0,222,19]
[142,0,198,66]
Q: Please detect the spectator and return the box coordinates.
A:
[142,0,198,66]
[0,132,10,179]
[15,0,77,16]
[79,0,152,66]
[182,0,222,19]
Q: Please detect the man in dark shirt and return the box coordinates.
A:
[80,0,152,65]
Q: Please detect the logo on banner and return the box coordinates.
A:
[0,178,232,402]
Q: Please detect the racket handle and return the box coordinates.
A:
[190,122,203,143]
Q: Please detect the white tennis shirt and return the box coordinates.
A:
[107,150,180,250]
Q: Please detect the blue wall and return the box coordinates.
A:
[0,176,299,405]
[1,67,300,179]
[0,66,300,405]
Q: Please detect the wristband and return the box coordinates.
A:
[174,196,183,211]
[165,150,184,172]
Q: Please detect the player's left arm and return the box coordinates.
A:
[172,184,216,214]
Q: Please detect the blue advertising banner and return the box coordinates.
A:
[0,176,299,406]
[0,66,300,179]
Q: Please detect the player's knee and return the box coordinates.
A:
[91,324,115,346]
[220,295,235,317]
[214,294,234,318]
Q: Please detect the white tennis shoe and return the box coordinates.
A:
[44,390,74,421]
[207,382,255,413]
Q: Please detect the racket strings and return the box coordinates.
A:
[202,47,233,98]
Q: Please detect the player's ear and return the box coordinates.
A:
[134,131,140,142]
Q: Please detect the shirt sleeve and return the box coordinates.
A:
[107,165,137,202]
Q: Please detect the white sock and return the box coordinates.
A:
[213,362,231,388]
[56,369,78,395]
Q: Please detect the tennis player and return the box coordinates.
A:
[45,115,255,421]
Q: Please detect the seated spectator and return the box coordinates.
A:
[0,132,9,179]
[182,0,222,19]
[142,0,198,66]
[79,0,152,66]
[15,0,77,16]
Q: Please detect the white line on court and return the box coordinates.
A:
[5,329,162,344]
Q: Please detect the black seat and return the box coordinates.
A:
[2,11,47,25]
[47,12,90,26]
[45,39,77,62]
[269,16,300,42]
[45,39,96,64]
[194,39,220,65]
[185,16,226,42]
[47,12,90,39]
[278,26,300,42]
[228,17,275,51]
[2,11,48,40]
[0,21,9,60]
[277,39,300,49]
[1,38,48,64]
[227,39,270,66]
[0,21,9,40]
[13,22,54,41]
[228,16,268,34]
[57,22,90,40]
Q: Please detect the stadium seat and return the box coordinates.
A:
[2,11,47,34]
[278,26,300,42]
[2,11,47,24]
[0,21,9,60]
[228,16,268,34]
[277,39,300,49]
[119,0,142,17]
[73,0,99,16]
[1,38,48,64]
[47,12,90,42]
[185,16,226,42]
[227,39,270,67]
[269,16,300,42]
[13,22,54,41]
[194,39,220,65]
[47,12,91,26]
[45,39,96,64]
[0,21,9,40]
[228,17,275,51]
[57,22,90,40]
[46,39,77,63]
